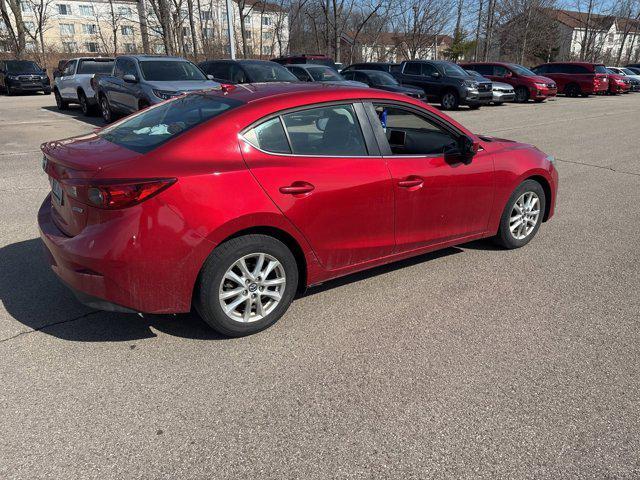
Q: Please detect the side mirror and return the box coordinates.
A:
[123,74,138,83]
[315,117,328,132]
[456,135,479,163]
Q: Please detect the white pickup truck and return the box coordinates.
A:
[54,57,114,115]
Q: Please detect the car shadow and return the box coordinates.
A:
[41,105,104,128]
[0,238,225,342]
[0,238,498,342]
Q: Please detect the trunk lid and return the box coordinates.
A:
[42,133,142,236]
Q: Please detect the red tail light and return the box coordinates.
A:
[68,179,176,209]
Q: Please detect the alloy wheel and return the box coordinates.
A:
[100,97,111,123]
[80,95,88,115]
[442,93,456,109]
[509,192,540,240]
[218,253,286,323]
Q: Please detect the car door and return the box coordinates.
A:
[119,58,142,112]
[365,102,494,250]
[59,59,77,99]
[419,63,443,99]
[239,102,395,271]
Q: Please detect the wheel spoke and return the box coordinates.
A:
[225,295,246,314]
[262,260,280,278]
[224,270,244,286]
[253,253,265,277]
[261,290,282,301]
[255,295,265,317]
[220,287,244,300]
[236,258,253,280]
[243,298,252,322]
[262,278,285,287]
[510,219,523,231]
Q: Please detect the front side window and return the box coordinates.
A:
[594,65,608,74]
[139,61,206,81]
[374,104,457,156]
[421,63,439,76]
[62,60,76,76]
[509,64,536,76]
[98,94,243,153]
[441,62,468,77]
[244,104,368,156]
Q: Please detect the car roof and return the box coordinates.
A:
[124,55,189,62]
[70,57,114,61]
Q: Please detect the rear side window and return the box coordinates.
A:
[404,62,421,75]
[77,60,114,74]
[594,65,608,74]
[98,94,243,153]
[470,64,493,75]
[243,104,368,157]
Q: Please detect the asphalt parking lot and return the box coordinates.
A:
[1,93,639,479]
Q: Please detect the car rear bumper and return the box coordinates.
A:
[38,194,200,314]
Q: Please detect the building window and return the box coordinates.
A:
[262,16,271,26]
[121,25,133,35]
[21,3,32,13]
[244,15,251,25]
[118,6,132,16]
[82,24,97,34]
[79,5,94,16]
[154,44,165,54]
[26,41,36,51]
[24,21,35,31]
[261,45,271,55]
[245,30,252,39]
[57,4,71,15]
[201,10,211,21]
[85,42,98,52]
[124,43,135,52]
[59,23,75,35]
[62,41,77,52]
[203,27,213,38]
[263,31,272,40]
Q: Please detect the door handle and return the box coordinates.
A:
[279,181,315,195]
[397,177,424,188]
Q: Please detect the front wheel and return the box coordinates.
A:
[79,91,92,116]
[514,87,529,103]
[495,180,546,249]
[440,91,459,110]
[195,234,299,337]
[54,89,68,109]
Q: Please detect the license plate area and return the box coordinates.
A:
[50,177,63,205]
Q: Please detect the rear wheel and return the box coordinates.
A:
[493,101,504,106]
[99,95,113,123]
[440,90,459,110]
[514,86,529,103]
[195,234,299,337]
[54,89,68,109]
[494,179,546,249]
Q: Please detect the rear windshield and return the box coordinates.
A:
[98,93,243,153]
[6,60,41,73]
[307,66,342,81]
[77,59,114,74]
[244,62,298,82]
[139,60,206,81]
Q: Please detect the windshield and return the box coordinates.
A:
[621,68,636,75]
[244,62,297,82]
[594,65,608,74]
[6,60,41,73]
[465,70,485,80]
[139,61,206,81]
[441,62,469,77]
[508,64,536,76]
[98,93,243,153]
[77,60,114,74]
[307,66,343,81]
[367,71,398,86]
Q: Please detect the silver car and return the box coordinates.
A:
[466,69,515,105]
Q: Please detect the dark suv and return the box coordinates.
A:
[0,60,51,95]
[199,59,298,84]
[271,54,338,71]
[394,60,492,110]
[531,62,609,97]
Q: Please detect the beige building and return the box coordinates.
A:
[0,0,289,58]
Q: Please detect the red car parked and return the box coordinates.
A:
[606,70,631,94]
[531,62,609,97]
[39,84,558,336]
[460,62,557,103]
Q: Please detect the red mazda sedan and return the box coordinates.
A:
[39,83,558,336]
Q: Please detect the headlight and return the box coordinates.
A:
[534,82,548,88]
[7,75,18,80]
[463,80,478,89]
[152,89,179,100]
[545,154,556,166]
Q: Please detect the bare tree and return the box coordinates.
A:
[22,0,54,63]
[0,0,27,56]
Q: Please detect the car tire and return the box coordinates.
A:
[99,95,113,123]
[195,234,299,337]
[534,98,545,103]
[54,89,68,109]
[494,179,546,249]
[565,83,580,97]
[469,104,481,110]
[493,102,504,106]
[6,85,15,96]
[79,91,92,116]
[440,90,459,110]
[44,89,51,95]
[514,86,529,103]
